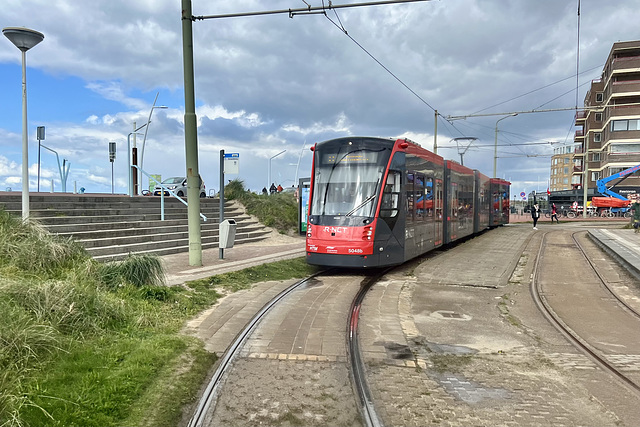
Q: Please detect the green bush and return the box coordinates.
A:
[97,254,165,289]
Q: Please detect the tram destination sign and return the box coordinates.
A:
[322,152,379,164]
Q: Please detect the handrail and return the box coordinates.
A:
[133,165,207,222]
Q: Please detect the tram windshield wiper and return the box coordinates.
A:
[346,193,376,216]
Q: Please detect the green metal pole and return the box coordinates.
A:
[181,0,202,266]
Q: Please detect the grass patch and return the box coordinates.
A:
[188,257,317,292]
[498,293,521,327]
[0,206,315,427]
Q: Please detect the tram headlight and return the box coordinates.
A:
[362,226,372,240]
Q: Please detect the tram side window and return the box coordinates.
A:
[415,174,425,221]
[405,173,415,222]
[381,170,401,218]
[424,177,434,220]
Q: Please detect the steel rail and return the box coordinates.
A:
[571,231,640,319]
[187,271,328,427]
[530,231,640,396]
[347,271,391,427]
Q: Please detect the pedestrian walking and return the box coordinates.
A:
[531,203,540,230]
[550,203,559,224]
[269,183,277,194]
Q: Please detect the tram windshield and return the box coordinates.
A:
[310,147,388,217]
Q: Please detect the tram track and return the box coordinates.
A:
[531,230,640,396]
[572,232,640,319]
[187,269,390,427]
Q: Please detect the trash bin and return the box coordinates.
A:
[219,219,237,249]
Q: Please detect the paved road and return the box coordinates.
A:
[182,223,640,426]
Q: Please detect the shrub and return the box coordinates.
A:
[0,210,87,276]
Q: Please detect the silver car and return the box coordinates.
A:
[153,176,206,198]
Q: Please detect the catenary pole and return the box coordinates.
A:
[181,0,202,266]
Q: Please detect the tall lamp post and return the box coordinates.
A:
[268,150,286,190]
[138,93,167,194]
[494,113,518,178]
[3,27,44,219]
[127,123,147,197]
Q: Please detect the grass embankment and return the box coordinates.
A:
[0,185,313,427]
[224,179,299,235]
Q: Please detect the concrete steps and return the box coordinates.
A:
[0,193,271,262]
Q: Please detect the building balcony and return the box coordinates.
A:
[611,56,640,73]
[574,129,585,140]
[611,80,640,96]
[573,165,582,173]
[575,110,587,125]
[609,104,640,117]
[604,152,640,164]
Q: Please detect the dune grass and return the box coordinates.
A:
[0,205,313,427]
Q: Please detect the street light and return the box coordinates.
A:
[3,27,44,219]
[127,123,147,197]
[139,93,167,194]
[268,150,286,191]
[494,113,518,178]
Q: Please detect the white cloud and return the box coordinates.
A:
[2,0,640,194]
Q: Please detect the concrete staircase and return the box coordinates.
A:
[0,193,271,262]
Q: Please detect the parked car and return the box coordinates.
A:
[153,176,206,198]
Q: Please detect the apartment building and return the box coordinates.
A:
[550,144,580,191]
[573,40,640,202]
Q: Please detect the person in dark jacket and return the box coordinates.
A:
[531,203,540,230]
[632,202,640,234]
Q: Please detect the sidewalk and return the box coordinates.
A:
[162,232,306,286]
[588,228,640,281]
[509,212,630,223]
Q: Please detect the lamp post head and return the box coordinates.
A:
[3,27,44,52]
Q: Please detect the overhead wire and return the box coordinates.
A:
[321,7,476,139]
[323,12,438,113]
[314,1,590,164]
[470,64,602,116]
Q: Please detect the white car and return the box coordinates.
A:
[153,176,206,198]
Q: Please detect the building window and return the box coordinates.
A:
[591,171,600,181]
[595,112,603,122]
[564,167,569,174]
[596,92,604,102]
[563,157,569,163]
[594,132,601,143]
[611,119,640,131]
[563,178,569,184]
[611,143,640,153]
[592,153,601,161]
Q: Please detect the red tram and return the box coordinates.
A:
[305,137,510,268]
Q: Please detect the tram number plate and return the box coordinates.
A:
[348,248,363,254]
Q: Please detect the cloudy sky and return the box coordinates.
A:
[1,0,639,198]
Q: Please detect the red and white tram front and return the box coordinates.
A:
[306,137,404,268]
